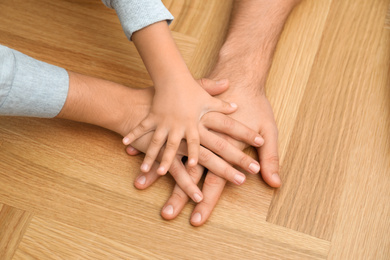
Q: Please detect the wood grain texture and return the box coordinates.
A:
[0,204,33,260]
[0,0,389,259]
[267,0,390,244]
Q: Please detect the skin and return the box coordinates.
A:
[131,0,302,226]
[124,21,244,176]
[56,72,264,203]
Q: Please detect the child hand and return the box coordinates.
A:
[122,75,237,175]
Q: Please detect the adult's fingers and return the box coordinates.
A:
[125,145,141,156]
[207,98,238,115]
[167,157,203,203]
[161,163,205,220]
[202,112,264,147]
[134,161,161,190]
[199,128,260,174]
[257,125,281,188]
[123,117,155,145]
[190,172,227,226]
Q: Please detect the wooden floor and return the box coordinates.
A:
[0,0,389,259]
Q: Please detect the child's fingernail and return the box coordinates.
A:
[249,162,260,174]
[254,137,264,146]
[157,166,165,175]
[234,174,246,185]
[216,79,227,85]
[189,158,196,166]
[137,175,146,185]
[230,102,238,108]
[123,137,130,145]
[163,205,174,215]
[191,212,202,223]
[140,163,149,172]
[193,193,202,203]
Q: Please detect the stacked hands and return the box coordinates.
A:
[113,0,299,226]
[120,76,280,226]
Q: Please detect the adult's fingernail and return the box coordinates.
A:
[216,79,227,85]
[272,173,281,184]
[191,212,202,223]
[249,162,260,174]
[193,193,202,203]
[234,174,246,185]
[137,175,146,185]
[230,102,238,108]
[254,137,264,146]
[163,205,174,215]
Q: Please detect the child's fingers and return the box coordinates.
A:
[202,112,264,147]
[141,127,168,173]
[207,97,238,115]
[157,131,183,175]
[186,128,200,167]
[199,128,260,174]
[123,117,155,145]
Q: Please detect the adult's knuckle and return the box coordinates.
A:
[265,154,280,166]
[214,138,227,151]
[168,163,180,176]
[199,149,212,162]
[205,174,224,186]
[222,117,235,130]
[171,191,186,201]
[239,154,250,167]
[139,120,150,132]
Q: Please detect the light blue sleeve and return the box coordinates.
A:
[0,45,69,118]
[102,0,174,40]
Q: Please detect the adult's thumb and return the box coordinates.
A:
[196,78,229,96]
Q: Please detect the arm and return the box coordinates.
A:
[57,72,264,203]
[137,0,301,226]
[104,1,265,197]
[124,21,238,175]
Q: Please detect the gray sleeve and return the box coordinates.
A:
[0,45,69,118]
[102,0,174,40]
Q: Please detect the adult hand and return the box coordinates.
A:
[130,76,281,226]
[128,78,265,204]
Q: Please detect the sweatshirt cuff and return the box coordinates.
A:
[102,0,174,40]
[0,46,69,118]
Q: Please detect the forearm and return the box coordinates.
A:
[56,72,151,137]
[210,0,301,93]
[132,21,192,89]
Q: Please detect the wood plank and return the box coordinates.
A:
[268,0,390,242]
[0,0,197,88]
[0,129,329,259]
[13,216,329,260]
[327,2,390,258]
[0,204,33,260]
[266,0,333,163]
